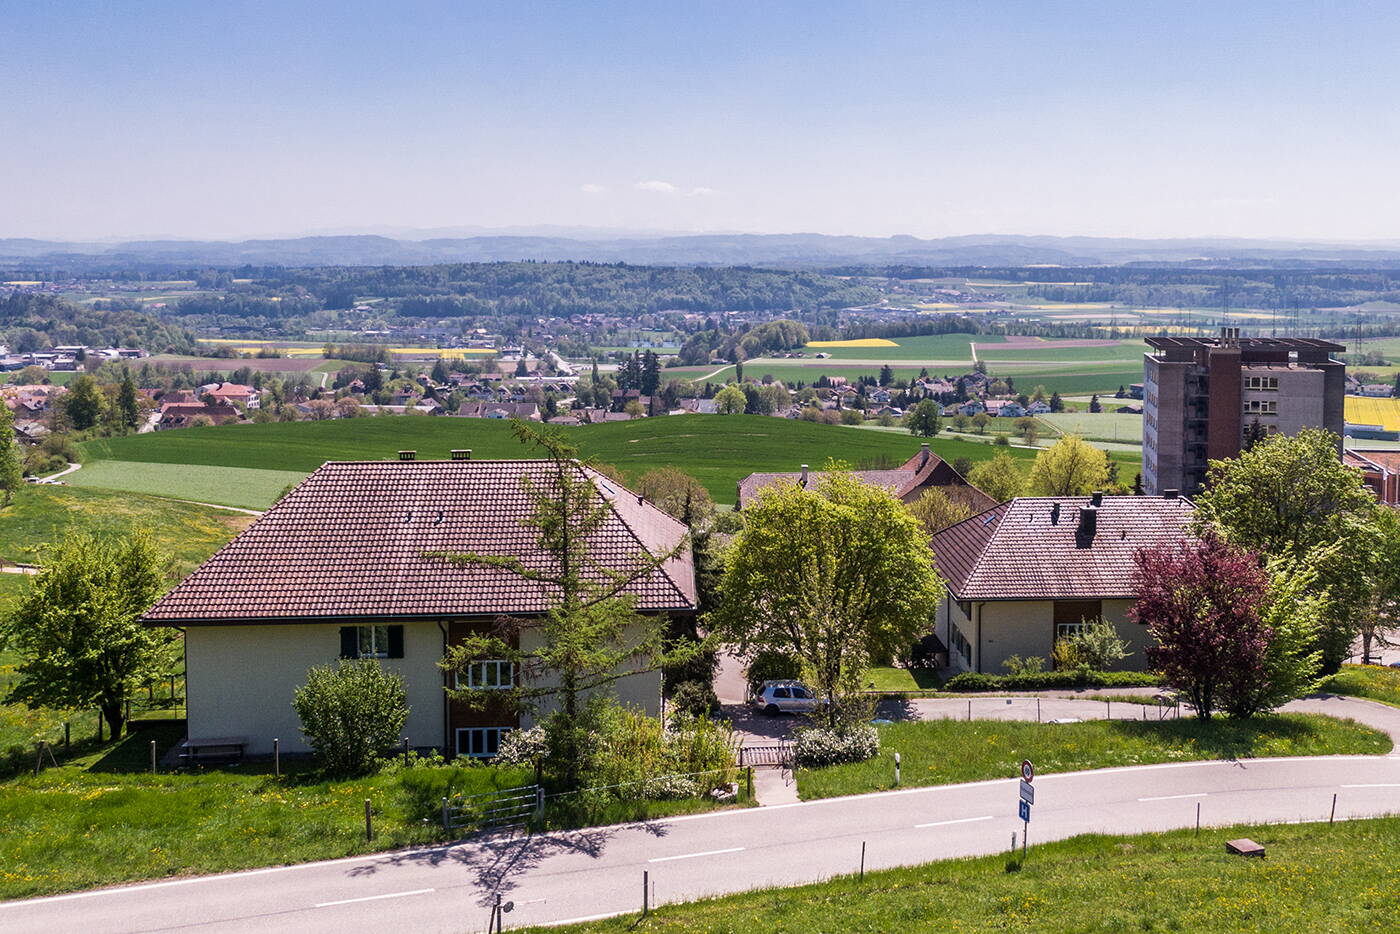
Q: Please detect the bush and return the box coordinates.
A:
[1056,619,1130,671]
[745,650,802,699]
[668,679,720,721]
[794,724,880,767]
[292,659,409,775]
[943,670,1160,692]
[1002,654,1046,676]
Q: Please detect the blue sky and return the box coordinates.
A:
[6,0,1400,240]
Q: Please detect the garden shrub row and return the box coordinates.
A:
[943,670,1161,692]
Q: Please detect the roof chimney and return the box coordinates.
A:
[1090,490,1104,506]
[1162,488,1179,500]
[1078,505,1098,535]
[450,449,472,461]
[800,464,809,487]
[398,450,416,461]
[1050,502,1061,525]
[920,442,930,467]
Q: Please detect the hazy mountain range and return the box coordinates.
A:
[8,231,1400,269]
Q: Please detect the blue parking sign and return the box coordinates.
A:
[1019,799,1031,822]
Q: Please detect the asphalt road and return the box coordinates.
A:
[6,695,1400,934]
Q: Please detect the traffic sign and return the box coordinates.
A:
[1019,799,1031,822]
[1020,759,1034,783]
[1019,779,1034,805]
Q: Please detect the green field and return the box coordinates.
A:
[991,361,1144,396]
[0,483,250,576]
[803,333,998,360]
[1038,412,1143,444]
[0,372,77,386]
[528,818,1400,933]
[67,461,307,511]
[978,340,1148,363]
[77,415,1053,506]
[795,715,1389,800]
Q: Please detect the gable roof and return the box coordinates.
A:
[737,447,995,512]
[930,495,1196,601]
[143,459,697,624]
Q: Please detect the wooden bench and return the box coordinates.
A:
[178,736,248,767]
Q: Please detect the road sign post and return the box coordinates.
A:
[1017,759,1034,858]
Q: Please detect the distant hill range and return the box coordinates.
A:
[8,232,1400,269]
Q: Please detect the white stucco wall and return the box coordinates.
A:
[517,623,662,727]
[184,622,447,755]
[942,596,1154,674]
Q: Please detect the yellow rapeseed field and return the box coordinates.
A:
[1346,396,1400,431]
[806,338,900,348]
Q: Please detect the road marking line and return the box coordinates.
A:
[915,815,994,828]
[539,910,629,927]
[1138,793,1208,802]
[1341,783,1400,788]
[314,888,434,908]
[648,846,744,863]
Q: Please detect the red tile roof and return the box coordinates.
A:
[930,495,1196,601]
[737,447,995,511]
[143,459,697,624]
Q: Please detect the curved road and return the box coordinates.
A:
[5,694,1400,933]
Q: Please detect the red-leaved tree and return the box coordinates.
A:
[1130,531,1270,720]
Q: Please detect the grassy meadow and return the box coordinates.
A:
[795,715,1390,800]
[1038,412,1144,444]
[67,460,307,511]
[525,818,1400,933]
[1323,665,1400,709]
[76,415,1054,507]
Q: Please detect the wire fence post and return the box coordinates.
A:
[746,766,753,800]
[64,721,70,751]
[967,699,971,721]
[274,738,281,778]
[1195,801,1201,834]
[1106,699,1111,720]
[441,796,450,832]
[403,736,410,767]
[860,841,866,880]
[894,752,901,787]
[1036,698,1041,722]
[1330,793,1337,824]
[364,799,373,842]
[149,739,156,774]
[642,870,649,917]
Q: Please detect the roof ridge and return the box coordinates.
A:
[583,466,692,608]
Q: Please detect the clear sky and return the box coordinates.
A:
[6,0,1400,241]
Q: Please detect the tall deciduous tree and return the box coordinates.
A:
[714,383,746,414]
[905,399,942,438]
[966,451,1025,502]
[713,471,942,726]
[1,532,171,737]
[0,402,22,506]
[1027,435,1110,496]
[427,422,697,787]
[908,487,974,535]
[62,374,105,431]
[636,467,716,529]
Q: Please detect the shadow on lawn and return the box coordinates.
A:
[346,819,670,907]
[1103,714,1323,759]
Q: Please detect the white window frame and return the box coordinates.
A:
[1055,621,1087,642]
[356,625,390,659]
[455,726,511,758]
[453,659,515,690]
[1243,399,1278,416]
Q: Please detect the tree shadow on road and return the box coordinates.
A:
[345,819,671,906]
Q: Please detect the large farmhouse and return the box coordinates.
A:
[930,492,1195,673]
[142,454,698,757]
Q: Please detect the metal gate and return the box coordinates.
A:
[739,743,794,768]
[441,784,541,833]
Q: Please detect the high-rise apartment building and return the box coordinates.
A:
[1142,330,1345,495]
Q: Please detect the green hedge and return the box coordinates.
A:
[943,670,1161,692]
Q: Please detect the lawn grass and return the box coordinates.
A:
[795,715,1390,800]
[524,818,1400,933]
[76,415,1032,506]
[0,483,250,576]
[67,460,307,511]
[1323,664,1400,709]
[865,667,941,693]
[0,726,751,899]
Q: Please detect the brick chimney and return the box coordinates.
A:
[1078,505,1098,535]
[919,442,930,468]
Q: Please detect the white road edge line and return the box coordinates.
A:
[315,888,434,908]
[1138,793,1208,802]
[648,847,744,863]
[1341,783,1400,788]
[539,910,629,927]
[915,815,994,828]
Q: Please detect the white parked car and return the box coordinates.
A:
[752,680,820,716]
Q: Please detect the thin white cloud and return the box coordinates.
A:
[635,180,679,194]
[580,183,608,194]
[689,186,717,197]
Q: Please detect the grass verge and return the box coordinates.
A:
[795,714,1390,800]
[66,460,306,511]
[522,818,1400,932]
[1323,664,1400,709]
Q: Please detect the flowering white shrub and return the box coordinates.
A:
[793,724,880,767]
